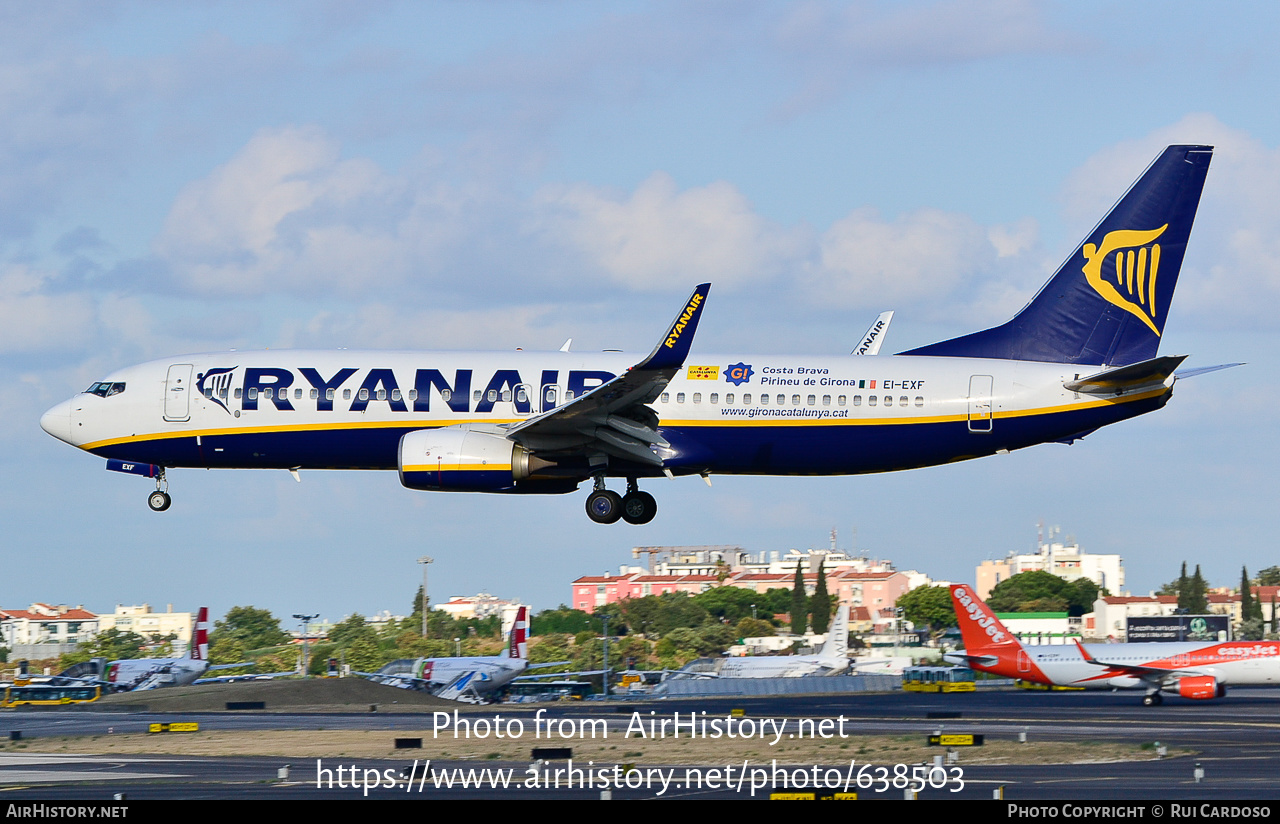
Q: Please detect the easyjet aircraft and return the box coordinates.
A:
[41,146,1234,524]
[945,584,1280,705]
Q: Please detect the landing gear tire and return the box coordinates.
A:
[1142,693,1163,707]
[621,490,657,525]
[148,490,172,512]
[585,490,623,524]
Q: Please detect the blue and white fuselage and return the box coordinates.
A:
[39,145,1226,523]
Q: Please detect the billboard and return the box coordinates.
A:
[1125,615,1229,642]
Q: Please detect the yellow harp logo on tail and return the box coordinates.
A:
[1081,224,1168,336]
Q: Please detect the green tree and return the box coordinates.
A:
[328,614,377,648]
[214,606,289,651]
[618,593,706,636]
[988,571,1087,615]
[1241,567,1257,626]
[735,617,775,638]
[1256,566,1280,587]
[896,586,957,632]
[692,587,761,624]
[531,606,598,635]
[790,563,807,634]
[1182,565,1209,614]
[810,557,831,634]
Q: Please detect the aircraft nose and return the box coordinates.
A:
[40,399,73,443]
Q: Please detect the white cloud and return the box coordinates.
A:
[528,172,810,292]
[0,265,99,354]
[808,206,999,308]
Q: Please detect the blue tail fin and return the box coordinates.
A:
[902,145,1212,365]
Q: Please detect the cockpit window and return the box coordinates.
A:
[85,382,126,398]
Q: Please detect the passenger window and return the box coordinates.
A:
[501,389,511,402]
[438,389,449,402]
[693,393,701,403]
[375,389,386,401]
[473,390,481,403]
[516,388,527,403]
[822,395,831,406]
[760,394,768,405]
[710,393,718,404]
[544,388,555,404]
[410,389,419,401]
[326,389,334,401]
[915,396,924,407]
[235,388,242,399]
[838,395,846,406]
[487,389,498,402]
[310,388,318,400]
[777,395,785,405]
[807,395,816,406]
[676,393,685,403]
[343,389,352,400]
[661,393,669,403]
[391,389,402,401]
[851,395,859,406]
[726,393,734,404]
[248,388,258,400]
[899,396,908,407]
[295,388,303,400]
[565,390,575,400]
[868,395,877,407]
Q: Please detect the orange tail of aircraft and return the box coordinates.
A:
[949,584,1050,684]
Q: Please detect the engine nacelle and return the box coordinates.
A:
[1177,675,1223,700]
[399,426,572,493]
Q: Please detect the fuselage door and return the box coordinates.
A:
[968,375,994,433]
[164,364,193,422]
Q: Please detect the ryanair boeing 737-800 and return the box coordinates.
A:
[40,146,1233,524]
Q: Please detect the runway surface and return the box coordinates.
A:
[3,688,1278,800]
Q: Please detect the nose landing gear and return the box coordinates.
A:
[147,469,171,512]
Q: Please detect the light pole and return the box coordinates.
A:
[292,613,319,678]
[418,556,434,638]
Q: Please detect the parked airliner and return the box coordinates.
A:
[56,607,260,691]
[362,606,558,701]
[669,603,850,679]
[41,145,1233,524]
[945,585,1280,705]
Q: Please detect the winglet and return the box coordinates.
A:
[635,283,711,371]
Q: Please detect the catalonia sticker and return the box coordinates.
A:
[686,365,720,380]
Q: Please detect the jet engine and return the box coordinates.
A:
[1176,675,1225,700]
[399,425,575,494]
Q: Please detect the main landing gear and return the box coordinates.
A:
[585,477,657,525]
[147,468,171,512]
[1142,692,1163,707]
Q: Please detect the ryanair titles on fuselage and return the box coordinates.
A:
[185,358,931,417]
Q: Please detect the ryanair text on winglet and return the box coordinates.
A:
[664,293,704,349]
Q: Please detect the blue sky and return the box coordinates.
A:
[4,1,1277,624]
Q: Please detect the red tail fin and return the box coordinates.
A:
[508,606,528,660]
[950,585,1020,654]
[949,585,1057,684]
[192,607,209,661]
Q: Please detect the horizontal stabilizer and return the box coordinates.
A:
[1175,362,1245,380]
[1064,355,1186,395]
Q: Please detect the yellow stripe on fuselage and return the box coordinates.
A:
[80,386,1168,451]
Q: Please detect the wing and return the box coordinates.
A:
[1073,640,1200,684]
[504,283,711,468]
